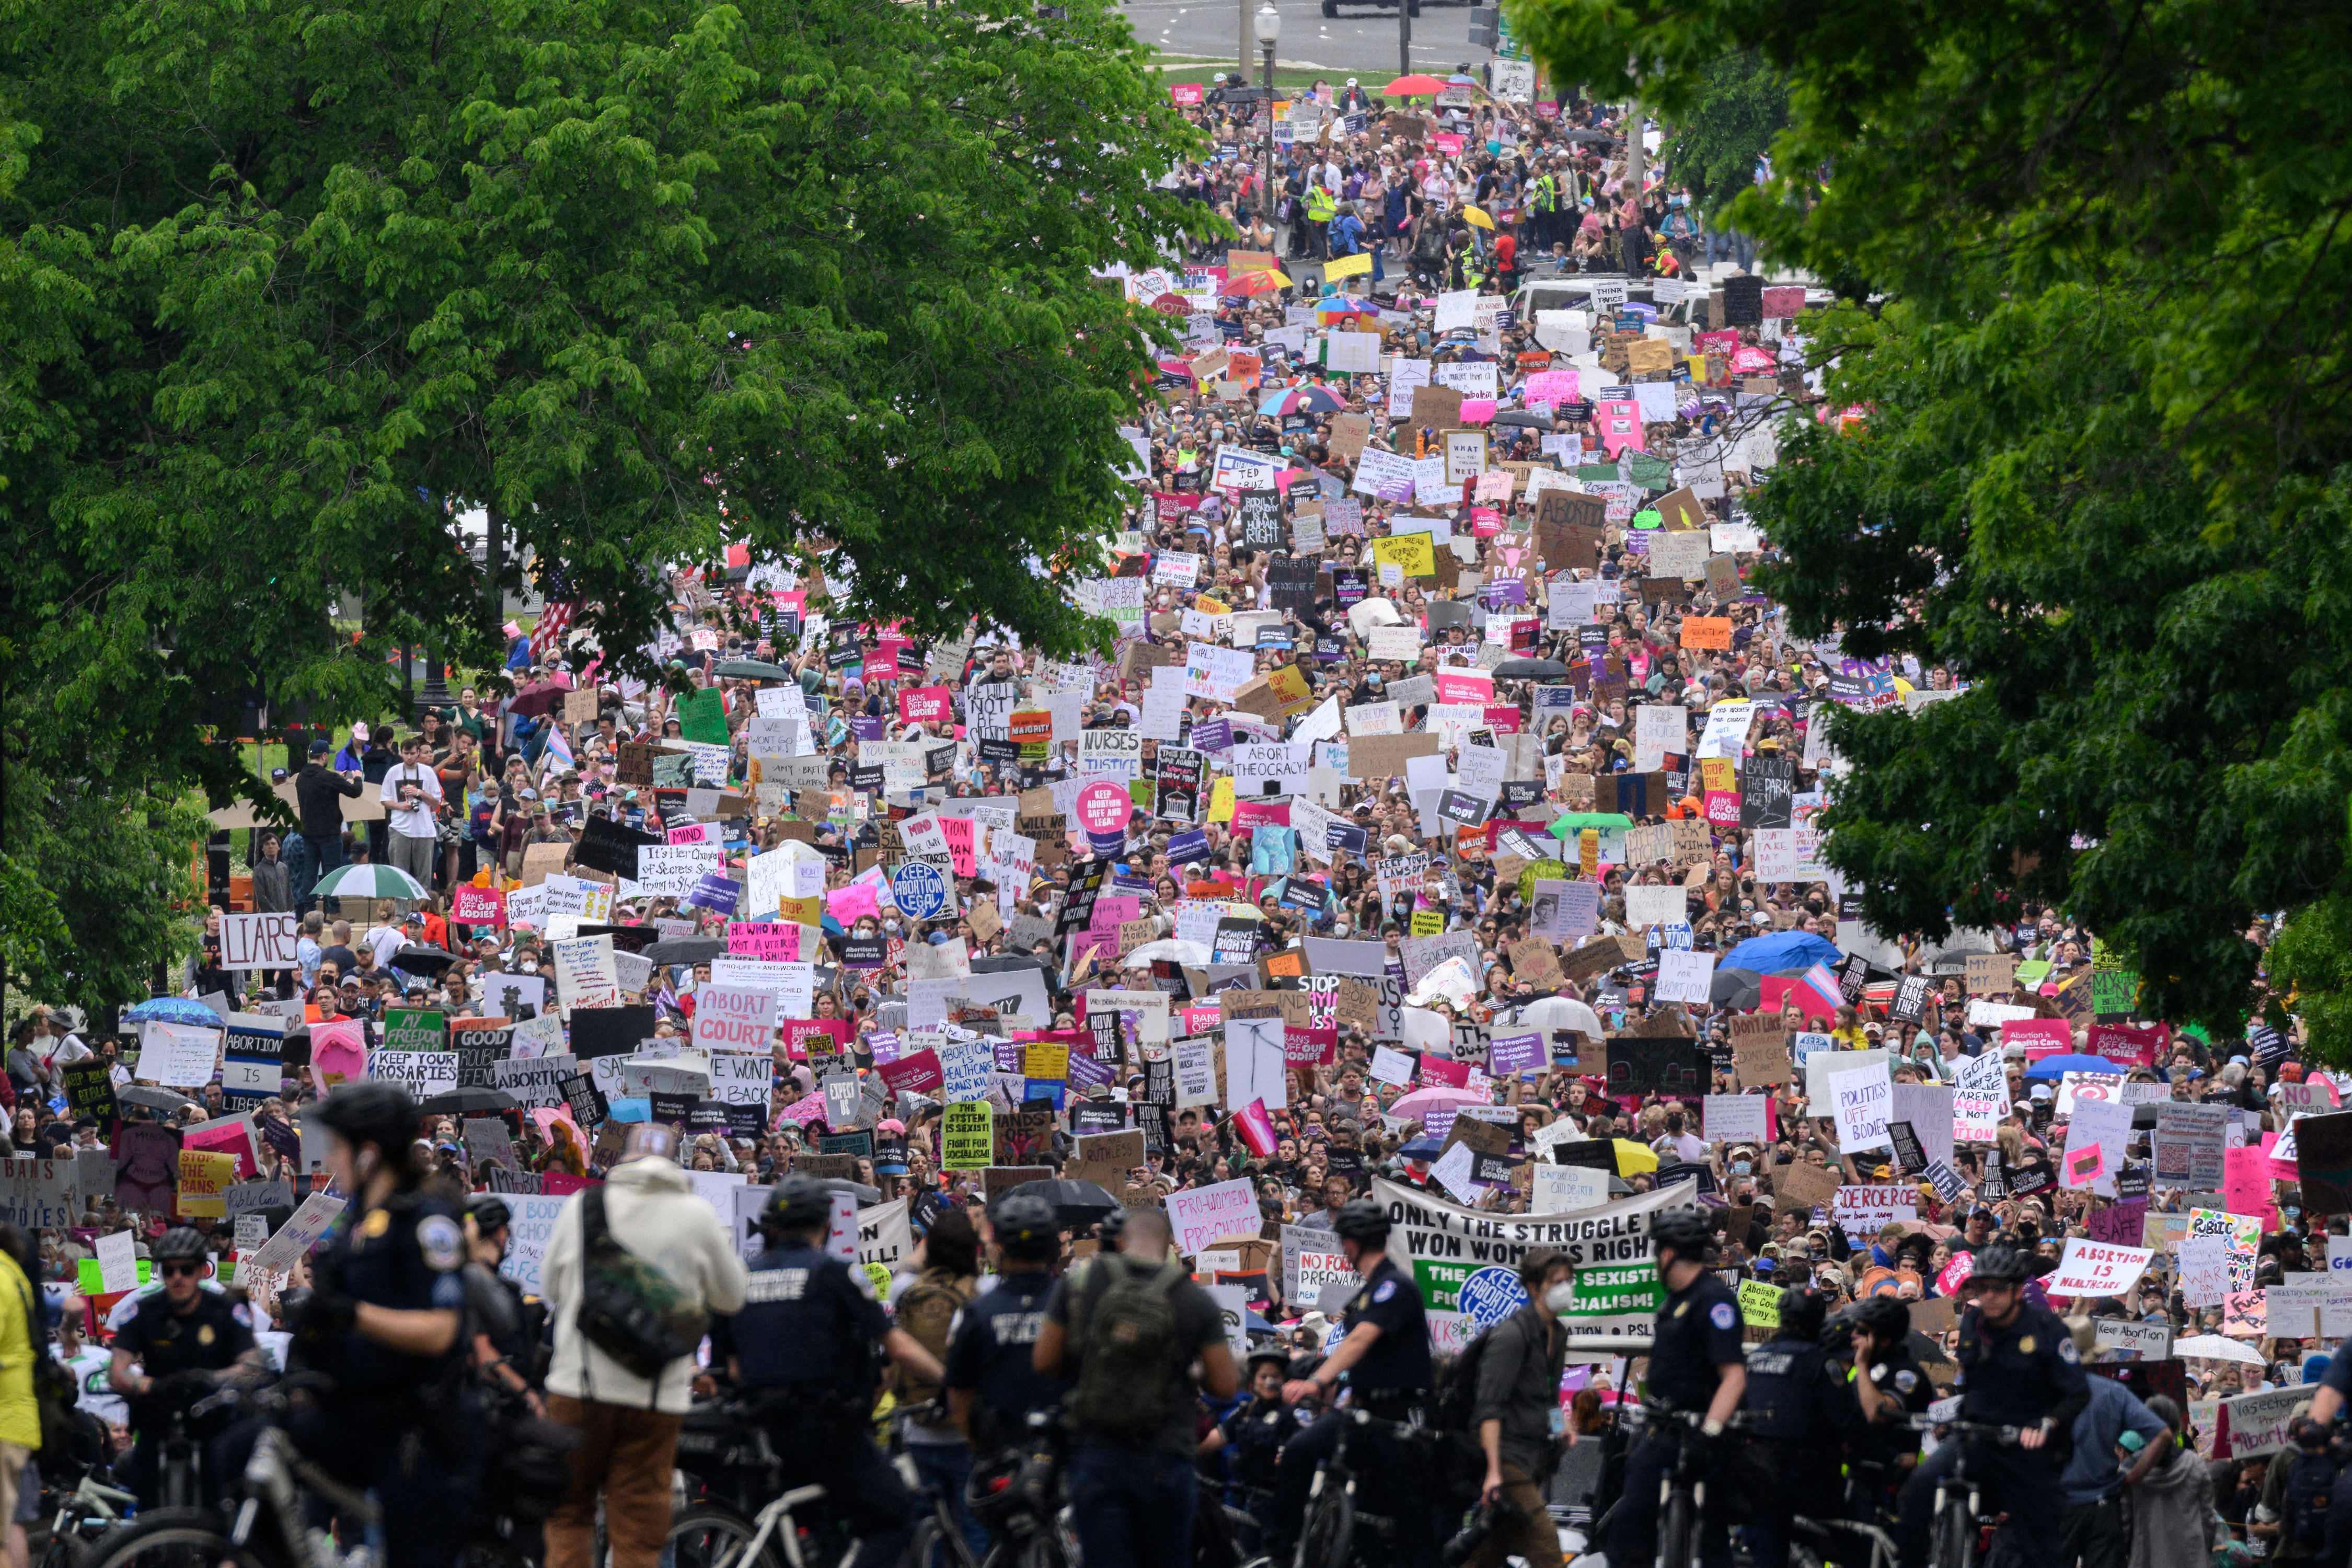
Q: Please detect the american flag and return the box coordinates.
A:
[531,567,578,664]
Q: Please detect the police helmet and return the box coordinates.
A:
[151,1227,209,1264]
[1855,1293,1913,1345]
[1775,1284,1828,1342]
[1332,1198,1391,1246]
[1961,1242,2032,1286]
[762,1174,834,1236]
[309,1081,421,1160]
[1649,1208,1714,1263]
[989,1194,1059,1262]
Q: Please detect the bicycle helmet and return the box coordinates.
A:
[1096,1207,1127,1248]
[1648,1208,1714,1263]
[1331,1198,1391,1246]
[151,1227,209,1264]
[1775,1284,1828,1342]
[467,1193,513,1234]
[1854,1293,1914,1345]
[762,1175,835,1236]
[1960,1242,2032,1287]
[309,1081,421,1159]
[989,1194,1059,1262]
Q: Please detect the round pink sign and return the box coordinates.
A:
[1075,781,1134,835]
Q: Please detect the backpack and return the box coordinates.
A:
[1431,1320,1500,1433]
[1066,1254,1186,1445]
[2287,1446,2341,1547]
[574,1184,708,1386]
[891,1273,971,1416]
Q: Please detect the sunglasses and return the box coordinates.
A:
[158,1261,204,1279]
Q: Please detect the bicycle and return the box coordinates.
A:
[33,1467,139,1568]
[1926,1419,2027,1568]
[892,1403,979,1568]
[961,1411,1075,1568]
[666,1401,854,1568]
[1292,1407,1412,1568]
[80,1377,381,1568]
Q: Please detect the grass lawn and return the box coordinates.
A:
[1152,55,1343,93]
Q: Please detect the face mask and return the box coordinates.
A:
[1543,1282,1576,1314]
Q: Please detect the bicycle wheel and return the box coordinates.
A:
[667,1503,787,1568]
[1296,1490,1353,1568]
[83,1511,265,1568]
[1656,1486,1696,1568]
[1930,1490,1974,1568]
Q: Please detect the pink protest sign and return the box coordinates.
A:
[1523,370,1578,404]
[1170,83,1203,105]
[2000,1018,2073,1052]
[1432,133,1465,154]
[183,1117,257,1179]
[727,921,803,961]
[897,686,954,725]
[667,822,720,846]
[940,817,979,879]
[877,1049,944,1096]
[451,885,505,926]
[827,881,881,926]
[1419,1055,1471,1088]
[1595,399,1645,458]
[310,1019,367,1086]
[2222,1145,2278,1231]
[1076,781,1134,836]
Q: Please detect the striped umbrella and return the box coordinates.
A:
[1257,384,1347,416]
[312,864,432,901]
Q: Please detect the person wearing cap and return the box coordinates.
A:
[293,736,363,912]
[2056,1316,2171,1568]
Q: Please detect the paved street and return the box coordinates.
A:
[1133,0,1486,77]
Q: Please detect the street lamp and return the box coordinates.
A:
[1257,2,1281,239]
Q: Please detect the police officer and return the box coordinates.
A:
[292,1082,481,1568]
[944,1193,1067,1457]
[461,1193,541,1410]
[1847,1290,1938,1503]
[1895,1243,2087,1568]
[1740,1285,1860,1567]
[1608,1208,1746,1568]
[1223,1348,1310,1545]
[724,1175,942,1568]
[1265,1198,1436,1564]
[108,1226,268,1508]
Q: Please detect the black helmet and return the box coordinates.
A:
[1097,1207,1127,1247]
[152,1227,209,1264]
[1332,1199,1391,1246]
[1775,1284,1828,1342]
[1962,1243,2032,1287]
[762,1174,834,1236]
[467,1193,513,1233]
[1855,1293,1913,1344]
[1649,1208,1714,1262]
[309,1081,420,1160]
[990,1194,1059,1262]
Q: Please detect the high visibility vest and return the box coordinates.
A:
[1305,187,1338,223]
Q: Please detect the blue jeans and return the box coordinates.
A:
[284,832,316,911]
[298,832,343,912]
[908,1443,985,1564]
[1068,1442,1196,1568]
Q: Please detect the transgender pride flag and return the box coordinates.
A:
[1795,962,1843,1013]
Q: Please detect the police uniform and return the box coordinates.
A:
[1266,1256,1436,1562]
[1895,1302,2088,1568]
[1852,1342,1939,1479]
[942,1269,1067,1455]
[114,1288,257,1506]
[1609,1269,1744,1568]
[1740,1333,1863,1566]
[300,1191,482,1568]
[727,1239,917,1568]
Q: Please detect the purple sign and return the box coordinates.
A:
[1191,717,1232,754]
[684,874,744,914]
[1489,1031,1544,1076]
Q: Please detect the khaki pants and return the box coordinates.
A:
[1468,1462,1562,1568]
[385,831,437,886]
[545,1394,682,1568]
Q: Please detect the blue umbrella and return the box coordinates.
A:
[1717,930,1843,975]
[2023,1053,2116,1080]
[1398,1136,1445,1160]
[122,999,222,1028]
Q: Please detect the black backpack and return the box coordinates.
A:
[2287,1446,2341,1547]
[1432,1322,1500,1433]
[574,1185,708,1384]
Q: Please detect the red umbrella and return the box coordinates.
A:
[1220,268,1289,297]
[1383,74,1445,97]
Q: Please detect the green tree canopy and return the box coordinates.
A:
[2,0,1194,1017]
[1512,0,2352,1046]
[1660,52,1785,222]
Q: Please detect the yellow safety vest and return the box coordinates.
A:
[1305,187,1338,223]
